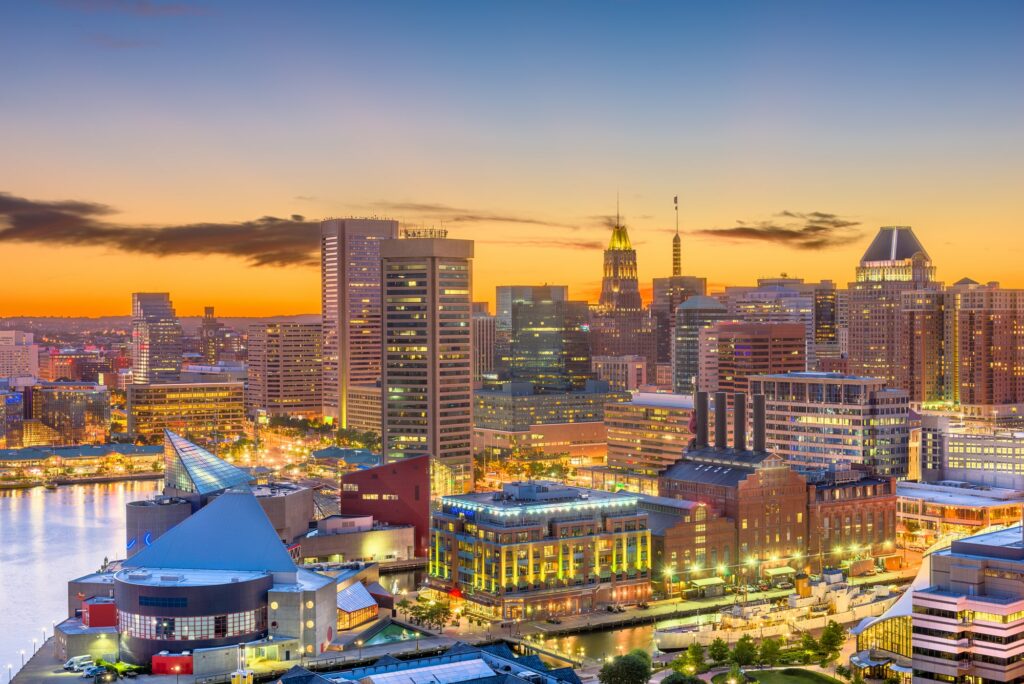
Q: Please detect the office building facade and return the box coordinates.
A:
[504,287,593,392]
[245,322,322,418]
[750,372,910,477]
[0,330,39,379]
[698,322,806,396]
[131,293,183,384]
[128,382,246,444]
[381,231,474,495]
[673,295,730,395]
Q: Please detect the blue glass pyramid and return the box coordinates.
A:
[123,488,297,573]
[163,429,252,495]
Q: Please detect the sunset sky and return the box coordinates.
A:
[1,1,1022,316]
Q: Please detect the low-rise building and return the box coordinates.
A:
[428,481,652,619]
[896,480,1024,550]
[128,381,246,445]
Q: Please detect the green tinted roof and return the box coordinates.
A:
[164,430,252,495]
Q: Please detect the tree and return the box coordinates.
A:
[598,653,651,684]
[834,664,851,681]
[684,642,706,674]
[627,648,653,668]
[759,637,782,667]
[731,634,757,667]
[725,663,744,683]
[820,620,848,657]
[708,637,730,663]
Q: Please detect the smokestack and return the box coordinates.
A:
[753,394,766,453]
[714,391,727,450]
[734,392,747,451]
[695,391,709,449]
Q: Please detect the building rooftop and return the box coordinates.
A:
[660,460,754,488]
[625,392,694,409]
[676,295,726,311]
[898,481,1024,507]
[947,525,1024,562]
[753,371,883,383]
[0,444,163,462]
[445,481,637,513]
[123,489,298,574]
[115,567,269,588]
[165,429,253,495]
[860,226,930,263]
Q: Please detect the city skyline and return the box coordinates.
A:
[2,1,1023,316]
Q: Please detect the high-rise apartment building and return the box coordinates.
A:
[504,287,592,392]
[896,289,947,403]
[672,295,730,394]
[381,230,474,496]
[848,227,937,384]
[0,331,39,379]
[245,322,323,418]
[698,322,806,396]
[131,293,183,384]
[750,372,910,478]
[320,218,400,426]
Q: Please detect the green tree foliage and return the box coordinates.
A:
[662,674,702,684]
[708,637,730,663]
[731,634,758,666]
[759,637,782,667]
[819,620,848,657]
[685,642,707,673]
[404,595,453,631]
[598,653,652,684]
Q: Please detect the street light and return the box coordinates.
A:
[356,639,363,659]
[173,664,180,684]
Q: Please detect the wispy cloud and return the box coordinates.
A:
[0,192,318,267]
[55,0,207,17]
[692,210,862,250]
[481,237,603,250]
[369,200,578,230]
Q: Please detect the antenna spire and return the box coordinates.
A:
[672,194,682,276]
[616,191,620,228]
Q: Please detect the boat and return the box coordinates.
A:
[654,573,900,651]
[44,482,58,490]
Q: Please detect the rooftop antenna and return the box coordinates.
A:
[672,194,682,276]
[616,191,620,228]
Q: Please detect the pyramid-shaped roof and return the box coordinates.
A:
[164,430,252,495]
[860,226,930,263]
[123,489,296,573]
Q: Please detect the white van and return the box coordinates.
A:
[64,656,95,672]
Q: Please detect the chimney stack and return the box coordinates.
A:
[714,391,728,450]
[695,391,709,449]
[734,392,747,451]
[753,393,766,453]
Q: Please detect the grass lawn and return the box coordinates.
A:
[711,669,843,684]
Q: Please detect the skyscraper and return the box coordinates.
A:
[198,306,225,364]
[246,322,323,418]
[320,218,400,427]
[847,226,937,384]
[0,330,39,379]
[381,229,474,496]
[598,221,642,311]
[131,293,183,384]
[504,286,593,392]
[672,295,729,394]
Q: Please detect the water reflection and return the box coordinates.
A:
[0,481,160,672]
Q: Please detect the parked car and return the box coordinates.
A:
[777,581,795,590]
[81,666,106,679]
[637,602,650,610]
[64,656,94,672]
[546,617,562,625]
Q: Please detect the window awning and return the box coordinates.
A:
[692,576,726,587]
[764,566,796,577]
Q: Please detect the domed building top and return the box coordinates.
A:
[677,295,727,311]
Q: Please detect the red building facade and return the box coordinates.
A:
[340,455,431,557]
